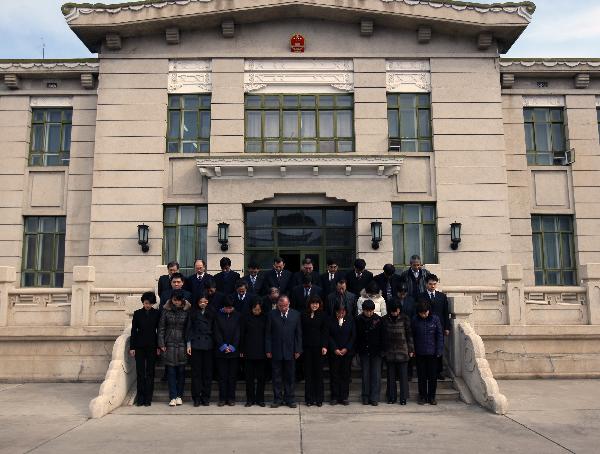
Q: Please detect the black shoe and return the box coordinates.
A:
[271,402,281,408]
[316,402,322,407]
[429,399,438,406]
[341,400,349,406]
[437,375,445,381]
[288,402,297,409]
[245,402,252,407]
[387,400,395,404]
[202,400,210,406]
[135,401,144,407]
[305,402,312,407]
[418,397,427,405]
[370,401,378,406]
[400,400,407,406]
[228,401,235,406]
[144,402,151,407]
[329,400,337,406]
[257,402,265,407]
[362,398,369,405]
[218,401,226,407]
[193,400,201,407]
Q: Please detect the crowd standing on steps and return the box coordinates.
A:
[131,255,450,407]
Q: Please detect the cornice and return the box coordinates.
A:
[500,59,600,73]
[0,61,99,74]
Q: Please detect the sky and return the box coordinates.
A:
[1,0,599,59]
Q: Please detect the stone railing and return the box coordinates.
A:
[448,295,508,414]
[0,265,154,329]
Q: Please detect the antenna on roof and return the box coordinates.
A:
[40,37,45,59]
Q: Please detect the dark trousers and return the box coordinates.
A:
[190,349,213,402]
[303,347,324,404]
[359,354,382,403]
[272,359,296,404]
[166,364,185,400]
[329,354,352,402]
[135,347,156,404]
[217,357,239,402]
[416,355,438,401]
[386,360,409,402]
[245,359,266,404]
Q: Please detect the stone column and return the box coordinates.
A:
[581,263,600,325]
[502,264,524,325]
[71,266,95,327]
[448,295,473,376]
[0,266,17,326]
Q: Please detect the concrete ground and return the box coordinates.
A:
[0,380,598,453]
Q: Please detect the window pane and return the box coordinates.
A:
[183,95,199,109]
[542,216,556,232]
[33,110,45,122]
[300,96,316,108]
[164,227,176,263]
[388,110,399,137]
[303,209,323,226]
[265,141,279,152]
[392,205,402,221]
[164,207,177,224]
[179,206,196,225]
[197,206,208,225]
[168,111,180,138]
[418,109,431,138]
[392,224,403,266]
[319,140,334,153]
[336,96,353,107]
[551,124,565,152]
[561,234,573,268]
[319,111,334,137]
[264,111,279,137]
[283,95,298,108]
[336,111,352,137]
[387,94,398,107]
[282,141,298,152]
[400,109,417,138]
[48,111,62,122]
[178,226,195,270]
[403,205,420,223]
[544,233,560,268]
[319,96,334,108]
[523,109,533,122]
[245,96,261,108]
[533,108,548,122]
[423,224,436,264]
[337,141,353,152]
[40,217,56,232]
[55,235,65,271]
[326,228,353,247]
[326,209,354,227]
[264,96,280,108]
[524,123,535,150]
[199,111,210,138]
[301,141,317,152]
[301,111,316,137]
[61,124,72,152]
[24,235,37,269]
[532,233,543,268]
[196,227,207,262]
[182,142,199,153]
[531,215,541,232]
[278,228,321,247]
[404,224,421,265]
[182,111,198,139]
[559,216,572,231]
[247,209,274,228]
[283,112,298,138]
[31,124,45,151]
[47,124,62,153]
[199,95,211,108]
[40,234,55,270]
[246,112,262,138]
[534,123,550,151]
[550,109,563,122]
[246,229,274,248]
[245,141,262,152]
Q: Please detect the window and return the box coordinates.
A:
[531,215,576,286]
[163,206,207,276]
[29,108,72,166]
[387,93,432,152]
[524,107,567,165]
[244,94,354,153]
[167,95,211,153]
[22,216,65,287]
[392,204,437,269]
[597,108,600,143]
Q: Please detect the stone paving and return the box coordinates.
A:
[0,380,598,453]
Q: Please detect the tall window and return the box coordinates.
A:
[245,94,354,153]
[163,206,207,276]
[392,204,437,269]
[167,95,211,153]
[29,108,72,166]
[531,215,576,286]
[22,216,65,287]
[387,93,432,152]
[524,107,567,165]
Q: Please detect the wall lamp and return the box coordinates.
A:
[218,222,230,251]
[450,221,462,250]
[371,221,382,250]
[137,223,150,253]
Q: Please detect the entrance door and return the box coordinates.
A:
[244,207,354,272]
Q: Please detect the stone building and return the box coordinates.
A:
[0,0,599,382]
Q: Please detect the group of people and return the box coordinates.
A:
[129,255,450,409]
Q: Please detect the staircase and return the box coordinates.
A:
[129,361,459,405]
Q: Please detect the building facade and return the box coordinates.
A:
[1,0,600,380]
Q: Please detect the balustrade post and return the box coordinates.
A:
[501,264,524,325]
[71,266,95,327]
[581,264,600,325]
[448,295,473,377]
[0,266,17,326]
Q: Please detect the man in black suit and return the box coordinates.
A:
[261,286,280,314]
[418,274,450,380]
[243,261,266,296]
[291,257,321,288]
[345,258,374,296]
[204,278,226,312]
[264,257,293,296]
[157,261,179,299]
[399,254,431,301]
[320,258,345,296]
[229,280,257,314]
[290,274,322,313]
[214,257,241,296]
[266,295,302,408]
[185,259,213,308]
[159,272,192,309]
[374,264,402,306]
[326,279,357,317]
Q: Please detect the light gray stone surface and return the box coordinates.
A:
[1,380,599,453]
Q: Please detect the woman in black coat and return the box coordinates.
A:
[186,296,214,407]
[130,291,160,406]
[301,296,329,407]
[214,298,243,406]
[328,303,356,406]
[241,301,267,407]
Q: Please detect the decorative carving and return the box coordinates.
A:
[168,60,212,94]
[525,291,586,306]
[0,62,99,74]
[80,73,94,89]
[500,59,600,68]
[30,96,73,107]
[501,73,515,89]
[522,95,565,107]
[477,32,494,50]
[165,27,180,45]
[222,19,235,38]
[244,59,353,93]
[417,26,431,44]
[4,74,19,89]
[360,19,374,36]
[574,73,590,89]
[386,60,431,93]
[105,33,122,50]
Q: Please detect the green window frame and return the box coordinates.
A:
[163,206,208,276]
[531,215,576,286]
[392,204,437,269]
[22,216,66,287]
[29,108,72,166]
[167,95,211,153]
[387,93,432,152]
[524,107,567,165]
[244,94,354,153]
